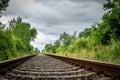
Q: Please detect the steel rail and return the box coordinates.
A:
[46,54,120,79]
[0,54,37,75]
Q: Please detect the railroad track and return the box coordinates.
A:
[0,54,120,80]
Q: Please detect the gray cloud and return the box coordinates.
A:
[35,0,105,4]
[1,0,106,50]
[69,0,106,4]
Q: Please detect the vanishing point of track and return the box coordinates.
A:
[0,54,120,80]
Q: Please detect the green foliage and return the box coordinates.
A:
[90,23,111,45]
[30,28,37,41]
[42,43,53,53]
[9,17,37,53]
[103,0,120,40]
[0,29,15,60]
[79,28,92,38]
[43,0,120,63]
[0,17,38,61]
[0,1,39,61]
[68,38,87,53]
[110,40,120,59]
[60,32,74,46]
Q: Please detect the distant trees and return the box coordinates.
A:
[42,0,120,63]
[42,32,76,54]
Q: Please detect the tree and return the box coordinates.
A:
[0,1,38,60]
[9,17,37,52]
[43,43,53,53]
[79,28,92,38]
[0,0,10,17]
[60,32,75,49]
[0,29,15,60]
[68,38,87,53]
[52,40,60,53]
[103,0,120,40]
[30,28,37,41]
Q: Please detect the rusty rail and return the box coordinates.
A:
[0,54,37,74]
[46,54,120,79]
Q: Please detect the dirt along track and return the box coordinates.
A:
[0,54,120,80]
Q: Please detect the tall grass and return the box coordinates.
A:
[57,43,120,64]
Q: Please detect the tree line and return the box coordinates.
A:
[42,0,120,63]
[0,0,39,60]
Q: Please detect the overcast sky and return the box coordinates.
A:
[0,0,106,51]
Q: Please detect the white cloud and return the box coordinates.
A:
[30,31,58,50]
[0,16,12,25]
